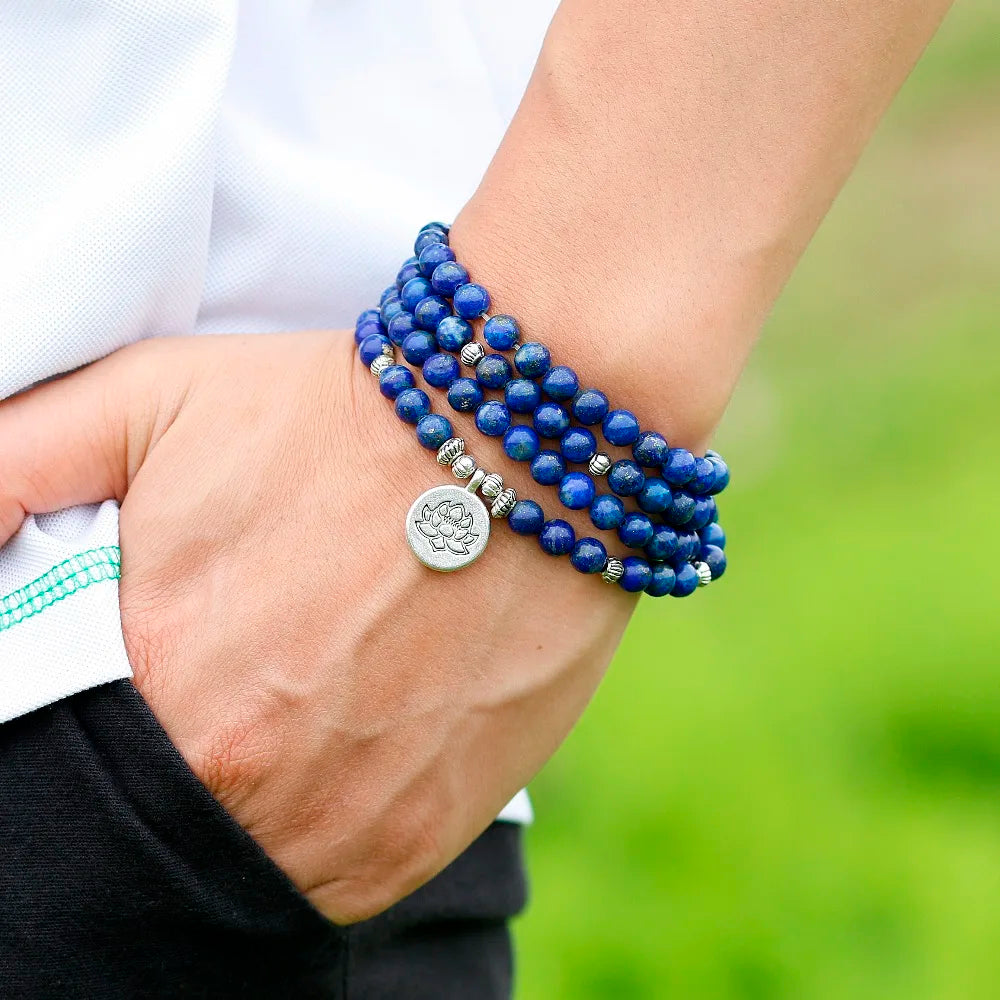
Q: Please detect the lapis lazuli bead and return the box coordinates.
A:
[539,519,575,557]
[414,295,451,331]
[508,499,545,536]
[645,562,677,598]
[590,494,625,531]
[533,401,570,439]
[632,431,669,468]
[359,332,391,366]
[394,388,431,424]
[670,562,699,597]
[570,537,608,574]
[401,330,437,366]
[560,427,597,464]
[379,285,397,307]
[378,364,415,400]
[387,311,418,346]
[618,512,654,549]
[475,400,511,437]
[430,260,470,296]
[558,472,596,511]
[483,315,520,351]
[619,556,653,593]
[530,450,566,487]
[665,491,696,526]
[476,354,513,390]
[354,318,382,345]
[400,277,433,313]
[687,497,715,532]
[602,409,641,447]
[645,524,680,561]
[447,377,484,413]
[514,342,551,378]
[357,308,382,328]
[673,531,701,564]
[422,352,460,388]
[707,455,730,495]
[396,258,422,290]
[453,283,491,319]
[541,365,579,402]
[503,425,541,462]
[436,315,473,352]
[505,378,541,414]
[689,457,717,496]
[414,228,447,255]
[701,544,727,580]
[418,242,456,279]
[699,521,726,551]
[662,448,696,486]
[636,476,673,514]
[419,221,449,235]
[572,389,609,426]
[380,296,404,327]
[607,459,645,497]
[415,413,453,451]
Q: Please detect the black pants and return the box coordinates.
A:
[0,681,527,999]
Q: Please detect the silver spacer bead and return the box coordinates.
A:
[490,488,517,519]
[381,342,395,358]
[452,455,478,480]
[601,557,625,584]
[369,354,392,377]
[466,468,487,493]
[436,437,465,466]
[460,342,485,367]
[694,561,712,587]
[589,453,612,477]
[479,473,504,499]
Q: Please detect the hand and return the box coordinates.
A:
[0,331,634,922]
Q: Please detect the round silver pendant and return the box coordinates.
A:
[406,484,491,572]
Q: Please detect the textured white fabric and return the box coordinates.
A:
[0,1,556,822]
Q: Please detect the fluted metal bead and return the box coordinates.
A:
[695,561,713,587]
[460,342,485,367]
[589,453,612,477]
[480,473,504,499]
[601,557,625,584]
[370,354,392,377]
[490,488,517,519]
[452,455,478,480]
[436,437,465,466]
[467,468,487,493]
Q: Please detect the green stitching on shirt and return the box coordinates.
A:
[0,546,122,634]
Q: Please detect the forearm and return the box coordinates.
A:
[452,0,951,446]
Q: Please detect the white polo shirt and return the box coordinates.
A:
[0,0,557,823]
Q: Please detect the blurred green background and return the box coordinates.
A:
[516,4,1000,997]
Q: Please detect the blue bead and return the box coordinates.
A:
[505,378,541,414]
[380,296,404,327]
[483,315,520,351]
[619,557,653,593]
[645,562,677,598]
[558,472,596,511]
[453,283,491,319]
[378,364,415,400]
[665,492,697,527]
[689,457,717,495]
[475,401,511,437]
[354,319,382,345]
[541,365,579,402]
[508,500,545,536]
[514,342,551,378]
[645,524,680,561]
[607,460,645,497]
[379,285,397,306]
[530,450,566,487]
[699,521,726,551]
[447,378,484,413]
[401,330,437,366]
[415,414,453,450]
[572,389,609,425]
[503,425,541,462]
[533,401,570,439]
[400,277,433,313]
[602,409,641,447]
[357,308,382,328]
[359,332,391,366]
[708,455,730,495]
[430,260,469,296]
[387,311,418,346]
[422,352,460,388]
[396,258,422,290]
[539,519,575,557]
[662,448,696,486]
[413,295,451,331]
[636,476,673,514]
[419,221,450,235]
[435,315,473,352]
[560,427,597,463]
[394,388,431,424]
[414,228,447,255]
[701,544,727,580]
[670,562,699,597]
[618,512,654,549]
[673,531,701,564]
[590,494,625,531]
[632,431,669,468]
[475,354,513,390]
[687,497,714,531]
[418,242,456,278]
[570,537,608,574]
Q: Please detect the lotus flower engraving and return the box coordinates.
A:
[414,499,480,556]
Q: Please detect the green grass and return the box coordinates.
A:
[516,5,1000,997]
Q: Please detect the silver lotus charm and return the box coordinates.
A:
[406,484,491,572]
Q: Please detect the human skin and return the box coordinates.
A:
[0,0,951,922]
